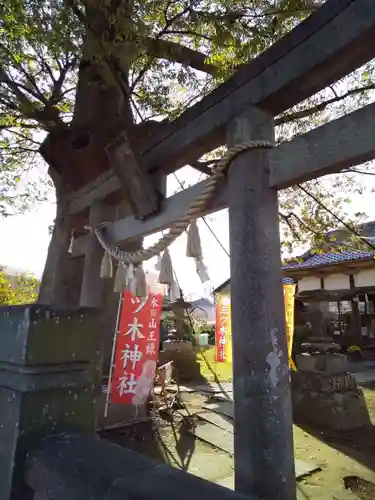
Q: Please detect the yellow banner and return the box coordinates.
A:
[283,284,297,371]
[215,294,232,363]
[216,284,296,370]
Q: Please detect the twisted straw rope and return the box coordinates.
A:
[88,141,273,265]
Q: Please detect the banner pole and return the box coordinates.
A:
[104,293,123,418]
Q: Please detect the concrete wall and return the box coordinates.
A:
[297,276,320,292]
[355,268,375,288]
[324,273,350,290]
[298,268,375,292]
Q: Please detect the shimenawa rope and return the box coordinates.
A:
[86,141,273,265]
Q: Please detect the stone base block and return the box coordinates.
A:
[302,338,341,354]
[0,305,101,500]
[292,388,370,431]
[296,353,347,374]
[163,341,194,353]
[291,371,357,394]
[159,350,202,381]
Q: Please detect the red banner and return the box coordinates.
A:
[110,292,163,406]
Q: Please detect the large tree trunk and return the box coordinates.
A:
[38,168,84,307]
[37,0,163,308]
[37,42,133,306]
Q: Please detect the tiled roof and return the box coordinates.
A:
[282,250,375,271]
[214,250,375,293]
[326,220,375,239]
[214,276,295,293]
[282,277,295,284]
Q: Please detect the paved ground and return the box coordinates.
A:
[103,364,375,500]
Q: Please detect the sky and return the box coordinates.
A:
[0,166,230,299]
[1,163,375,300]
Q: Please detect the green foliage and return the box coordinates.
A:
[0,0,79,214]
[278,176,368,254]
[0,270,16,305]
[0,0,373,247]
[0,268,39,305]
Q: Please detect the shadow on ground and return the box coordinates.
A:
[297,420,375,475]
[101,417,197,472]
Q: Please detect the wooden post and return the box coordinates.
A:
[226,107,296,500]
[80,202,113,308]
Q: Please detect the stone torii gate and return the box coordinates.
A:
[2,1,375,499]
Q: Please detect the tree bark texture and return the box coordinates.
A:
[37,0,163,307]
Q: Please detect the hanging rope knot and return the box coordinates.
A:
[90,140,274,269]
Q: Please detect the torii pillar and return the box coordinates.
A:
[226,107,296,500]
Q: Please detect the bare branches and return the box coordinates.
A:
[0,66,36,113]
[50,56,77,103]
[346,167,375,176]
[276,83,375,125]
[0,42,48,103]
[0,48,74,131]
[279,210,322,240]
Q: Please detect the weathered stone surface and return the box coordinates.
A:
[292,388,370,430]
[159,350,202,381]
[25,434,256,500]
[301,341,341,354]
[292,352,369,430]
[296,354,348,374]
[291,371,357,394]
[0,305,101,500]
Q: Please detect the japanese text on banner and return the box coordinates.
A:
[110,292,163,406]
[215,294,232,363]
[283,284,297,371]
[215,285,296,369]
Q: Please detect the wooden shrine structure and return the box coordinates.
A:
[2,1,375,499]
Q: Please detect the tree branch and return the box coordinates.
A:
[0,122,40,131]
[279,211,301,241]
[5,128,42,146]
[276,83,375,125]
[279,211,322,238]
[0,43,48,104]
[264,5,320,17]
[347,168,375,176]
[0,66,36,113]
[49,57,77,103]
[143,37,218,75]
[163,29,213,42]
[0,64,66,131]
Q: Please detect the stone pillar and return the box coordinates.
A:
[80,202,114,308]
[226,107,296,500]
[0,304,100,500]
